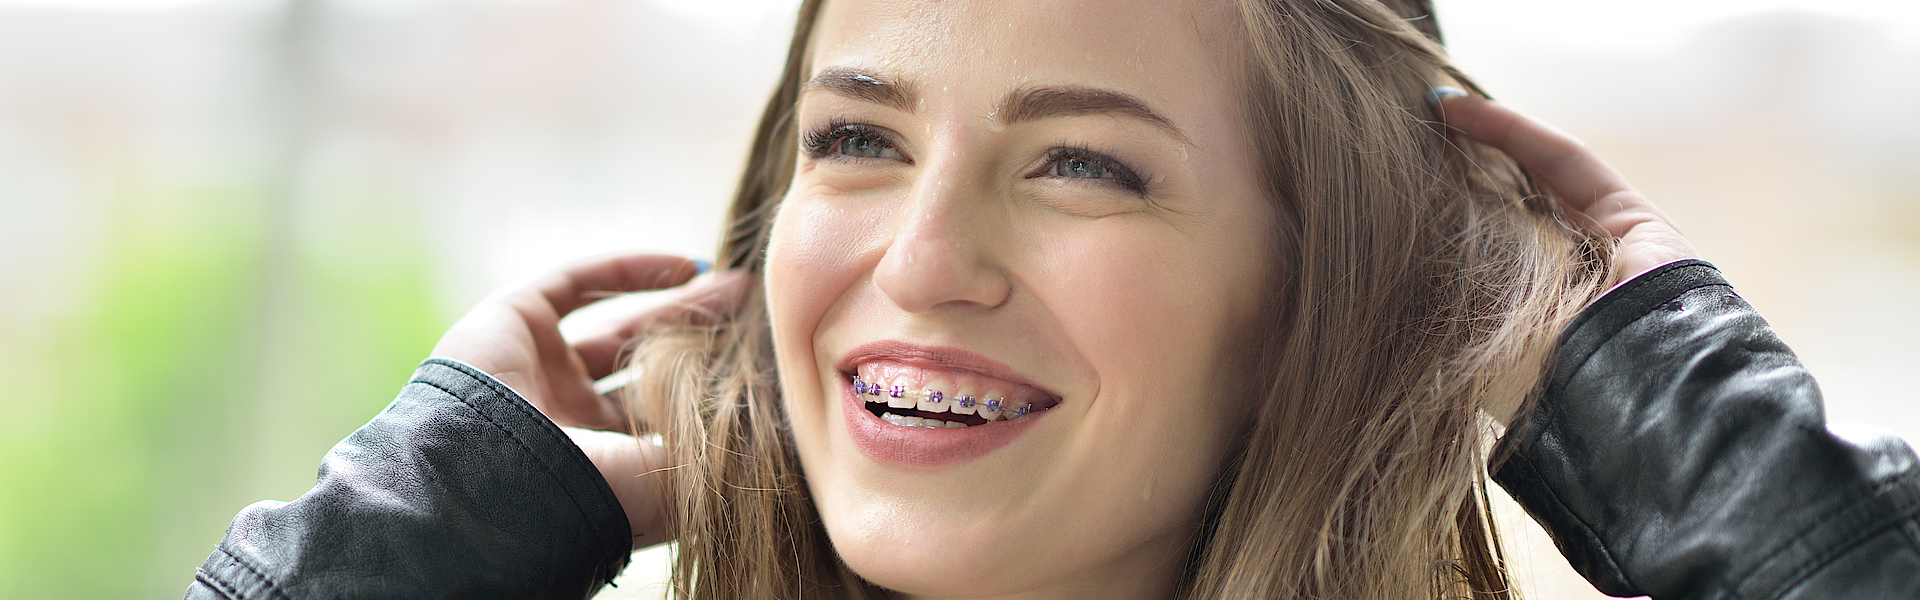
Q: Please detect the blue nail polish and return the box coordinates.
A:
[691,258,712,275]
[1425,86,1468,106]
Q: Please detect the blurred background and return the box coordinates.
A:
[0,0,1913,597]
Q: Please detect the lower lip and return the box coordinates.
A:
[842,378,1045,468]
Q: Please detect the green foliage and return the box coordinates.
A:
[0,177,447,598]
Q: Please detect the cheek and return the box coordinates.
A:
[767,189,879,317]
[1022,217,1270,523]
[1038,223,1264,416]
[764,195,872,404]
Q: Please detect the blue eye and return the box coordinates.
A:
[837,134,897,159]
[802,121,905,162]
[1053,155,1110,179]
[1037,147,1147,195]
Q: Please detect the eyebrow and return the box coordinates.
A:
[803,66,1191,144]
[998,85,1191,145]
[804,66,919,113]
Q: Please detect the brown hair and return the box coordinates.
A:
[626,0,1610,597]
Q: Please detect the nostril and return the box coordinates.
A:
[871,208,1011,313]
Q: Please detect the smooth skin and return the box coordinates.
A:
[428,48,1699,600]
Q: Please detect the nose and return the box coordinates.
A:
[871,169,1012,314]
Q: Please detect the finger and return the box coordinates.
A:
[573,271,751,379]
[1432,92,1701,284]
[490,290,629,430]
[1433,94,1636,214]
[535,252,707,319]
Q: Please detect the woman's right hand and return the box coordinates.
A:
[428,251,747,543]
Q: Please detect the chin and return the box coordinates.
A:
[826,515,1045,597]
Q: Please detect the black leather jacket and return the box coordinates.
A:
[185,261,1920,599]
[1490,260,1920,599]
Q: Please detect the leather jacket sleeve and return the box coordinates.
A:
[1493,260,1920,599]
[183,358,632,600]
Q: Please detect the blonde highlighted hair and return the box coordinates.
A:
[625,0,1610,597]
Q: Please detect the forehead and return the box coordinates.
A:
[807,0,1241,117]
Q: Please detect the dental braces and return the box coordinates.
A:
[850,375,1030,418]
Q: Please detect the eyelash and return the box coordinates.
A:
[798,120,1151,196]
[801,119,901,161]
[1030,146,1149,196]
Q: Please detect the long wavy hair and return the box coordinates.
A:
[624,0,1610,598]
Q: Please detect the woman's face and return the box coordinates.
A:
[763,0,1272,596]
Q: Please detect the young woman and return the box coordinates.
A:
[186,1,1920,599]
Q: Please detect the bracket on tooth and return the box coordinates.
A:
[927,390,943,403]
[958,396,975,408]
[889,385,906,398]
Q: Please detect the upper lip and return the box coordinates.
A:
[836,340,1056,397]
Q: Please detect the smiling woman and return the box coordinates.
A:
[184,0,1920,599]
[630,0,1599,597]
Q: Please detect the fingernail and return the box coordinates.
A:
[691,258,712,275]
[1425,86,1468,106]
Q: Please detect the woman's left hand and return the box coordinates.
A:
[1432,92,1701,285]
[1433,92,1703,425]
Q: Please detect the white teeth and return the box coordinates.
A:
[977,392,1007,421]
[856,376,886,404]
[916,379,953,414]
[852,376,1035,429]
[949,387,978,415]
[886,378,916,409]
[880,412,967,429]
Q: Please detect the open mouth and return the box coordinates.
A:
[845,360,1061,429]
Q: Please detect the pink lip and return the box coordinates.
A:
[837,341,1052,468]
